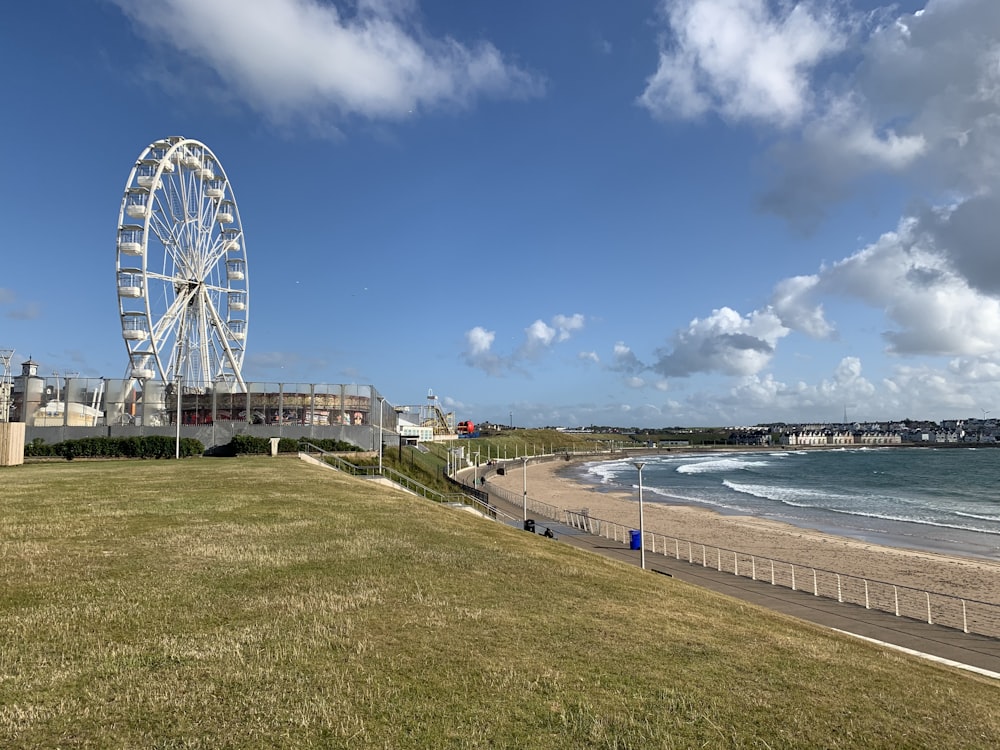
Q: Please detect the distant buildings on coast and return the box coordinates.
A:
[730,419,999,447]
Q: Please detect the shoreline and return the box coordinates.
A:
[486,457,1000,604]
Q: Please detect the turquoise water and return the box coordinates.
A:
[573,447,1000,560]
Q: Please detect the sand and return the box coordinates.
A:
[485,458,1000,605]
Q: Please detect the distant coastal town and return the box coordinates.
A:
[503,418,1000,448]
[728,418,996,447]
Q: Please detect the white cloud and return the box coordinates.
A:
[611,341,645,374]
[653,306,790,377]
[578,351,600,364]
[466,348,1000,426]
[464,313,586,374]
[643,1,1000,226]
[553,313,585,341]
[720,356,873,421]
[522,320,557,354]
[638,0,1000,388]
[640,0,851,126]
[759,0,1000,222]
[112,0,543,126]
[766,205,1000,358]
[771,274,835,338]
[466,325,495,356]
[462,326,504,374]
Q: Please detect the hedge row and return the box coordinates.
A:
[25,436,205,459]
[23,434,361,459]
[223,435,362,456]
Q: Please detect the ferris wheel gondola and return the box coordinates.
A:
[115,136,249,392]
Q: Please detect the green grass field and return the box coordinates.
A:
[2,457,999,748]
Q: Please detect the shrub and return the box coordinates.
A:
[224,435,363,455]
[24,436,204,460]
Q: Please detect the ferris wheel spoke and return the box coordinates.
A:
[144,269,186,285]
[147,211,185,271]
[149,290,193,347]
[203,295,247,385]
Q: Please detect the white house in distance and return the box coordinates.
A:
[780,430,902,446]
[397,417,434,443]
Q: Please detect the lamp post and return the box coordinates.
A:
[474,450,480,488]
[175,376,182,459]
[521,455,529,523]
[633,462,646,570]
[377,397,384,474]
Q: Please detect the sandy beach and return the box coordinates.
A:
[486,458,1000,605]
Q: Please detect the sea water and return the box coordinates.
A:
[572,447,1000,560]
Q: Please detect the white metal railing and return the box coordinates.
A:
[483,479,1000,639]
[299,443,523,527]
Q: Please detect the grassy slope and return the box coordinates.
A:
[1,457,998,749]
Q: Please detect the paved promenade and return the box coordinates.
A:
[483,491,1000,680]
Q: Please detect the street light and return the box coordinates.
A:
[175,376,182,459]
[633,462,646,570]
[474,450,481,488]
[377,397,385,474]
[521,455,529,523]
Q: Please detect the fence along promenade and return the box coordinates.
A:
[482,476,1000,641]
[305,444,1000,648]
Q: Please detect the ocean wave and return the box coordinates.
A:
[723,480,1000,536]
[582,459,635,484]
[954,510,1000,523]
[723,479,859,505]
[677,457,772,474]
[803,505,1000,537]
[645,484,757,514]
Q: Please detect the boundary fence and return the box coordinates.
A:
[298,442,523,528]
[481,472,1000,639]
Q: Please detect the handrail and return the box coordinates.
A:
[298,441,521,525]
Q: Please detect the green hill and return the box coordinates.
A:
[2,457,998,748]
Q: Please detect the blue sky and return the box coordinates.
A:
[4,0,1000,428]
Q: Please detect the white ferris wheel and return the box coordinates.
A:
[116,136,249,392]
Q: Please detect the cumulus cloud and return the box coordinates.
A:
[642,0,1000,225]
[111,0,544,127]
[761,0,999,222]
[638,0,1000,405]
[610,341,645,374]
[552,313,585,340]
[640,0,852,126]
[462,325,504,375]
[521,320,557,355]
[652,306,790,377]
[773,213,1000,357]
[721,356,874,419]
[463,314,586,374]
[771,274,835,338]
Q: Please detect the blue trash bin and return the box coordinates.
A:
[629,529,641,550]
